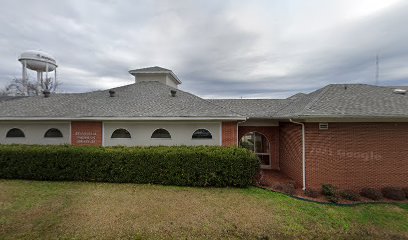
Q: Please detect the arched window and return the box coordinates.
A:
[151,128,171,139]
[6,128,25,138]
[240,132,270,168]
[111,128,131,138]
[44,128,63,138]
[192,129,212,139]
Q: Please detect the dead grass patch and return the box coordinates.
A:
[61,184,286,239]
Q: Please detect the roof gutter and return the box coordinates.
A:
[0,117,247,121]
[298,115,408,119]
[289,119,306,191]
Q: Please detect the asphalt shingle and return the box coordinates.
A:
[0,96,28,102]
[209,99,292,119]
[0,83,407,120]
[276,84,408,118]
[0,81,244,119]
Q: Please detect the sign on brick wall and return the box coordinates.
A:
[71,121,102,146]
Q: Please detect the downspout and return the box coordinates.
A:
[289,119,306,190]
[236,118,248,146]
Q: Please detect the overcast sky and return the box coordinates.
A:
[1,0,407,98]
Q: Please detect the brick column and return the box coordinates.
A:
[222,121,238,147]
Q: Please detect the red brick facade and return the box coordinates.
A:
[305,122,408,190]
[66,120,407,190]
[71,121,103,146]
[279,123,303,188]
[222,122,238,146]
[238,126,280,170]
[278,122,408,190]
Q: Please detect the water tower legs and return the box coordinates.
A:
[21,60,27,82]
[45,63,48,82]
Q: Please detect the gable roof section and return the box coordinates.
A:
[276,84,408,119]
[1,83,407,121]
[209,99,292,119]
[212,84,408,120]
[0,81,244,120]
[287,92,306,100]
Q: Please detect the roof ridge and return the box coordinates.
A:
[175,88,246,118]
[130,66,171,71]
[206,100,247,118]
[300,85,333,115]
[272,93,306,117]
[274,98,297,113]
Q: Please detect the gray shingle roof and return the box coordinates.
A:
[287,92,306,100]
[209,99,291,119]
[0,81,244,120]
[276,84,408,118]
[0,83,406,120]
[274,87,326,118]
[209,84,408,119]
[0,96,29,102]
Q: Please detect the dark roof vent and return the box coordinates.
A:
[43,90,50,98]
[109,90,116,97]
[170,90,177,97]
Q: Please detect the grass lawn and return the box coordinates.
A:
[1,180,407,240]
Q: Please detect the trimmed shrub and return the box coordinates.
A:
[304,189,319,198]
[381,187,405,201]
[0,145,260,187]
[322,184,337,196]
[403,188,408,199]
[339,190,360,201]
[360,188,383,200]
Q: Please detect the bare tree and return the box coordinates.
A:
[0,88,7,96]
[4,76,60,96]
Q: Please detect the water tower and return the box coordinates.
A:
[18,50,58,91]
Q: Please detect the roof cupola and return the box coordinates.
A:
[128,66,182,88]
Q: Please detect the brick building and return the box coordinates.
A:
[0,66,407,190]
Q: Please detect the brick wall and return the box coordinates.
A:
[238,126,280,170]
[222,122,238,146]
[305,122,408,190]
[71,121,103,146]
[279,123,303,188]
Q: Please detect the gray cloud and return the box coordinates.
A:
[0,0,407,98]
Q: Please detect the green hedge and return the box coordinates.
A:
[0,145,260,187]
